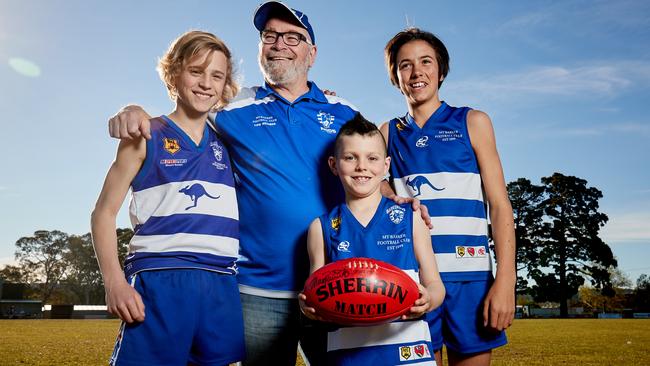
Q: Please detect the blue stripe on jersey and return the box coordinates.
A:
[430,235,489,253]
[423,198,487,219]
[327,341,434,365]
[124,251,237,275]
[134,214,239,239]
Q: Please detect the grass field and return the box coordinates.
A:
[1,319,648,365]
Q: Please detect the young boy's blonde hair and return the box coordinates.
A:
[157,30,238,110]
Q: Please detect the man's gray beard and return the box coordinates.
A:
[259,54,310,86]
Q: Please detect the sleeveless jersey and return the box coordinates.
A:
[124,115,239,277]
[214,82,357,297]
[387,102,492,282]
[320,197,435,365]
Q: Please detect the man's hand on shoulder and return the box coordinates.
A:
[108,105,152,140]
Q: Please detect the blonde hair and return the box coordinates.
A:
[157,30,238,110]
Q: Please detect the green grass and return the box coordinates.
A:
[0,319,648,365]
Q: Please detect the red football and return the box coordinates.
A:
[303,257,420,326]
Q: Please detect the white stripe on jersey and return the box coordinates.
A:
[129,233,239,258]
[238,284,298,299]
[435,252,492,273]
[129,180,238,226]
[222,87,272,111]
[324,94,359,111]
[429,216,488,236]
[403,269,419,283]
[394,172,484,201]
[327,320,432,351]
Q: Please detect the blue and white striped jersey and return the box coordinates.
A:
[321,197,435,365]
[124,115,239,276]
[388,102,492,281]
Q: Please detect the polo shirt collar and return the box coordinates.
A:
[255,81,328,104]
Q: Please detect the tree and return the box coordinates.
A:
[0,264,31,284]
[579,267,631,313]
[507,178,545,293]
[533,173,616,317]
[14,230,70,304]
[63,228,133,304]
[633,274,650,312]
[62,234,104,304]
[115,228,134,267]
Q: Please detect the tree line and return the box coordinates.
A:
[0,229,132,305]
[1,172,648,316]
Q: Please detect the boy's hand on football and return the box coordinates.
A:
[402,284,431,320]
[298,292,325,322]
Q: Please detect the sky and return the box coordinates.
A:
[1,0,649,285]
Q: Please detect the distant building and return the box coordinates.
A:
[0,278,42,319]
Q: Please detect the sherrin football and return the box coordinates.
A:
[303,257,420,326]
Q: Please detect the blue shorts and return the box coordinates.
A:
[110,269,245,366]
[426,280,507,354]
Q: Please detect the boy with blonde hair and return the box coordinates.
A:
[91,30,244,365]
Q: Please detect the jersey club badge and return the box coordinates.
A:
[163,138,180,154]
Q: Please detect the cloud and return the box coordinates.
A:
[601,211,650,242]
[497,0,650,34]
[446,61,650,104]
[557,122,650,137]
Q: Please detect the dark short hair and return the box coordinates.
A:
[334,113,387,157]
[384,28,450,89]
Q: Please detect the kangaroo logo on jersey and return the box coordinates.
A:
[386,205,406,224]
[331,216,341,231]
[406,176,444,197]
[317,111,336,134]
[163,138,180,154]
[400,346,412,360]
[337,241,351,252]
[415,135,429,148]
[179,183,220,210]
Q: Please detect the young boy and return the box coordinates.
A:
[299,114,445,366]
[380,28,516,366]
[91,31,244,365]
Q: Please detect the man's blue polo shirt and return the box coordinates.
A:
[213,82,357,298]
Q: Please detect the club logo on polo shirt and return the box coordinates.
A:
[317,111,336,134]
[386,205,406,224]
[415,135,429,148]
[163,138,180,154]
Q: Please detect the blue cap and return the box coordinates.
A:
[253,1,315,45]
